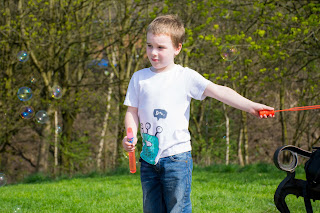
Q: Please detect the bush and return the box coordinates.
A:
[22,173,52,184]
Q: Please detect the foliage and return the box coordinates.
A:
[0,0,319,181]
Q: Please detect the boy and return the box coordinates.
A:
[122,15,274,213]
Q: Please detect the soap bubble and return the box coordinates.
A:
[35,110,49,124]
[17,87,33,101]
[52,85,62,99]
[30,77,37,84]
[220,44,239,61]
[0,173,7,187]
[17,51,29,62]
[19,106,35,119]
[56,125,62,133]
[13,206,22,213]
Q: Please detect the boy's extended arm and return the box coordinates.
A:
[123,106,139,152]
[203,82,274,118]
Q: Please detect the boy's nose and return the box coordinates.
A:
[151,49,158,56]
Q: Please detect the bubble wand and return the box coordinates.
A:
[127,127,136,174]
[259,105,320,117]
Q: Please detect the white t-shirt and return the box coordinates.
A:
[124,64,210,164]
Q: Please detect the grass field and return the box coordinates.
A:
[0,164,319,212]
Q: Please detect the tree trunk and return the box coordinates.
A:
[61,108,75,172]
[113,102,120,169]
[238,124,244,166]
[97,73,114,171]
[242,111,249,165]
[223,103,230,165]
[280,80,289,146]
[54,110,59,176]
[37,105,53,173]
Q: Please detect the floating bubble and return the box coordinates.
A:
[35,110,49,124]
[52,85,62,99]
[17,51,29,62]
[30,77,37,84]
[17,87,32,101]
[0,173,7,187]
[56,125,62,133]
[19,106,35,119]
[13,206,22,213]
[220,44,239,61]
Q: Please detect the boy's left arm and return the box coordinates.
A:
[203,82,274,118]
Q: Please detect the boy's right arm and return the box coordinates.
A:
[123,106,139,152]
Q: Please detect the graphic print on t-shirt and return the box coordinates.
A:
[153,109,167,120]
[140,122,163,165]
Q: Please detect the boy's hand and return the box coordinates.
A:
[250,103,275,119]
[122,136,137,152]
[259,110,275,118]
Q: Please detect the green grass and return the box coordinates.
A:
[0,164,319,212]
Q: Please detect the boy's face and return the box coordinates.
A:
[146,33,182,73]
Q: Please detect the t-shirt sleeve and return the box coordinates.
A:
[123,73,139,107]
[185,67,210,100]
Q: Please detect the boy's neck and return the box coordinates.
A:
[150,63,176,73]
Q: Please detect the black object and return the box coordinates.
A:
[305,147,320,187]
[273,145,320,213]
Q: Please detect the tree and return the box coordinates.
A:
[1,0,319,181]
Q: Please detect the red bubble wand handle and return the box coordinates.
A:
[127,127,136,174]
[259,105,320,117]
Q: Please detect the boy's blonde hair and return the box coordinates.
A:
[147,15,185,48]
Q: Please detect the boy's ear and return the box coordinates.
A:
[174,43,182,56]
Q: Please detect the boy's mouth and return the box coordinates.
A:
[152,58,158,62]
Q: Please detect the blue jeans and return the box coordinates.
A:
[140,151,193,213]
